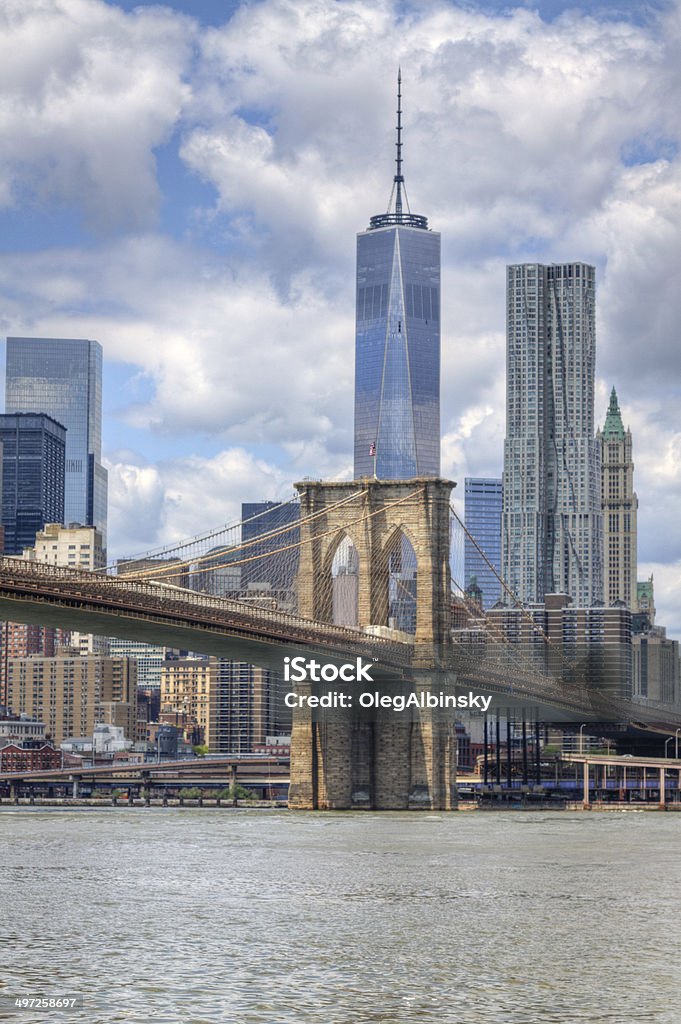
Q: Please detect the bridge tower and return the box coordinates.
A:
[289,478,457,811]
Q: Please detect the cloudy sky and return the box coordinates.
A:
[0,0,679,633]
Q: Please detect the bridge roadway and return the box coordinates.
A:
[450,649,681,733]
[2,558,681,731]
[0,557,411,674]
[563,753,681,770]
[561,753,681,807]
[0,754,290,787]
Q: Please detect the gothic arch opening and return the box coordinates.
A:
[384,529,417,635]
[330,533,360,627]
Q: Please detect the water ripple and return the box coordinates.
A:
[1,809,681,1023]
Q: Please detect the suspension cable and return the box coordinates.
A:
[117,487,369,581]
[124,487,425,584]
[101,493,302,572]
[450,503,584,677]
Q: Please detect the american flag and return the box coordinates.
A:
[369,442,376,457]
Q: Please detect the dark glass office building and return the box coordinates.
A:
[0,413,66,555]
[354,75,440,479]
[464,478,503,609]
[241,501,300,591]
[5,338,108,547]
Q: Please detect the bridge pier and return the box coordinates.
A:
[407,675,457,810]
[289,688,353,810]
[350,720,375,808]
[289,689,458,811]
[289,478,456,812]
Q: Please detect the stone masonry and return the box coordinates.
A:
[289,478,457,810]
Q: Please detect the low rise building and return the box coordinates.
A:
[0,711,62,772]
[92,723,133,756]
[252,735,291,756]
[0,742,62,773]
[0,712,47,746]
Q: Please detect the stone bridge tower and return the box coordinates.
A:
[289,478,457,811]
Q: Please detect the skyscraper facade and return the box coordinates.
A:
[209,659,289,755]
[241,500,300,592]
[502,263,603,606]
[354,74,440,480]
[0,413,66,555]
[0,622,70,706]
[5,337,108,547]
[464,478,502,609]
[597,388,638,609]
[108,639,173,690]
[160,657,212,747]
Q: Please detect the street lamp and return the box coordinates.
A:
[676,728,680,760]
[579,724,587,754]
[665,737,674,758]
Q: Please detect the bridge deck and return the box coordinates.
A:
[2,559,681,729]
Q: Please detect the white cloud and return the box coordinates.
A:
[0,235,355,450]
[106,446,292,557]
[593,159,681,390]
[0,0,680,637]
[180,0,681,265]
[0,0,194,228]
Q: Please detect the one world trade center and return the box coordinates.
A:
[353,72,440,480]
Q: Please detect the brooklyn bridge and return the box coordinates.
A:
[0,477,678,810]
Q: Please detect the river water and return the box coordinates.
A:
[1,808,680,1023]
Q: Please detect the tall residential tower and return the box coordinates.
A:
[353,73,440,479]
[502,263,603,606]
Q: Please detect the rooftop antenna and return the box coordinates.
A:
[368,70,428,231]
[395,68,404,218]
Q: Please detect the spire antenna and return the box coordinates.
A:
[368,70,428,231]
[395,68,403,217]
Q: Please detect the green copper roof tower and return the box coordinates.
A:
[602,386,626,441]
[597,386,638,609]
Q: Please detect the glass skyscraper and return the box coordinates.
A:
[241,501,300,591]
[0,413,66,555]
[464,478,503,609]
[5,338,108,548]
[354,74,440,479]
